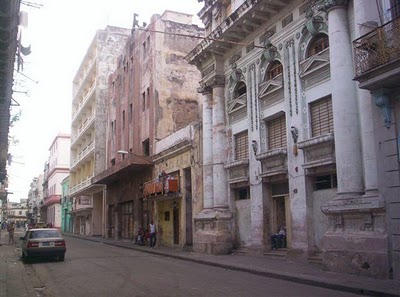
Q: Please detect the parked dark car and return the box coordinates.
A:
[20,228,66,262]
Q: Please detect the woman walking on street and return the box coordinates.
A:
[7,222,15,245]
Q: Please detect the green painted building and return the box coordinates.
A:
[61,176,72,233]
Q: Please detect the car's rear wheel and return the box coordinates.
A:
[21,252,29,263]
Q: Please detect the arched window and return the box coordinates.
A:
[306,34,329,58]
[234,82,247,98]
[266,60,283,81]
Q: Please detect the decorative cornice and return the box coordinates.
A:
[224,159,249,169]
[317,0,349,13]
[256,148,287,161]
[297,133,334,149]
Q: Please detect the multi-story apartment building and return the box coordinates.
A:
[186,0,399,280]
[41,133,70,228]
[5,199,28,225]
[92,11,203,246]
[27,174,43,223]
[69,26,130,236]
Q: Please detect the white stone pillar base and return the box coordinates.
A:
[193,210,233,254]
[322,232,389,278]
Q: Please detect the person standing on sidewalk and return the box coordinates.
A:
[7,222,15,245]
[149,221,157,248]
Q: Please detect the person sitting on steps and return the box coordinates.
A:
[271,226,286,250]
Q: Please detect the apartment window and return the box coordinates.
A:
[310,96,334,137]
[314,174,337,190]
[307,34,329,58]
[146,87,150,108]
[234,82,247,98]
[122,110,125,130]
[142,138,150,156]
[233,187,250,200]
[142,92,146,111]
[234,130,249,160]
[267,114,287,150]
[266,61,283,81]
[129,104,133,123]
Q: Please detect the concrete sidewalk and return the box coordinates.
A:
[0,230,36,297]
[65,233,400,297]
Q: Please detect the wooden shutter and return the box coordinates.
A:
[267,115,287,150]
[235,131,248,160]
[310,97,334,137]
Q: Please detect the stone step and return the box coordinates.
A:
[263,249,287,260]
[308,252,323,266]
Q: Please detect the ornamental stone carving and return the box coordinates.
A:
[373,88,392,128]
[317,0,349,13]
[303,5,325,36]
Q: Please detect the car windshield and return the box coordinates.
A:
[29,230,61,239]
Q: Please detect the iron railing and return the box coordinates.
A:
[353,17,400,77]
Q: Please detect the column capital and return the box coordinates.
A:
[197,83,212,95]
[201,74,225,90]
[318,0,349,13]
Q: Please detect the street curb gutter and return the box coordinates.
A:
[64,234,399,297]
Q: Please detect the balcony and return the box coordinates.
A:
[69,175,94,196]
[143,177,179,198]
[70,141,94,170]
[353,17,400,89]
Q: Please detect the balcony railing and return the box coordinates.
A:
[353,17,400,77]
[143,176,179,197]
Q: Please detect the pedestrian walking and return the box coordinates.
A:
[7,222,15,245]
[149,220,157,248]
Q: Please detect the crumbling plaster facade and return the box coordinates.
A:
[69,26,130,237]
[186,0,397,279]
[95,11,204,246]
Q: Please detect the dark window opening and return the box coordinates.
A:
[235,82,247,98]
[164,211,170,221]
[234,187,250,200]
[142,139,150,156]
[307,34,329,58]
[314,174,337,190]
[111,158,116,166]
[266,61,283,81]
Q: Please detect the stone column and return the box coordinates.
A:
[354,0,380,198]
[211,76,229,209]
[200,86,214,210]
[325,0,363,199]
[320,0,388,278]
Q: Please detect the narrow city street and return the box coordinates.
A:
[15,236,364,297]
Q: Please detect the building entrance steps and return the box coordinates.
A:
[64,233,400,297]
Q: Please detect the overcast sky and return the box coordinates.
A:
[7,0,203,202]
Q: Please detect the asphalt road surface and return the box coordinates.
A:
[17,236,363,297]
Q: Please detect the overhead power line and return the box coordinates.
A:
[136,27,267,49]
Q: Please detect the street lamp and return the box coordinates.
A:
[117,150,129,155]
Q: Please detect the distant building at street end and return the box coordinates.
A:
[41,133,70,228]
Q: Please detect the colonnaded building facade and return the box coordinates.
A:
[187,0,400,280]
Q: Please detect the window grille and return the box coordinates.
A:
[266,61,283,81]
[267,115,287,150]
[307,34,329,58]
[235,82,247,98]
[234,131,248,160]
[310,96,334,137]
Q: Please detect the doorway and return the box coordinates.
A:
[271,182,291,247]
[173,207,179,244]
